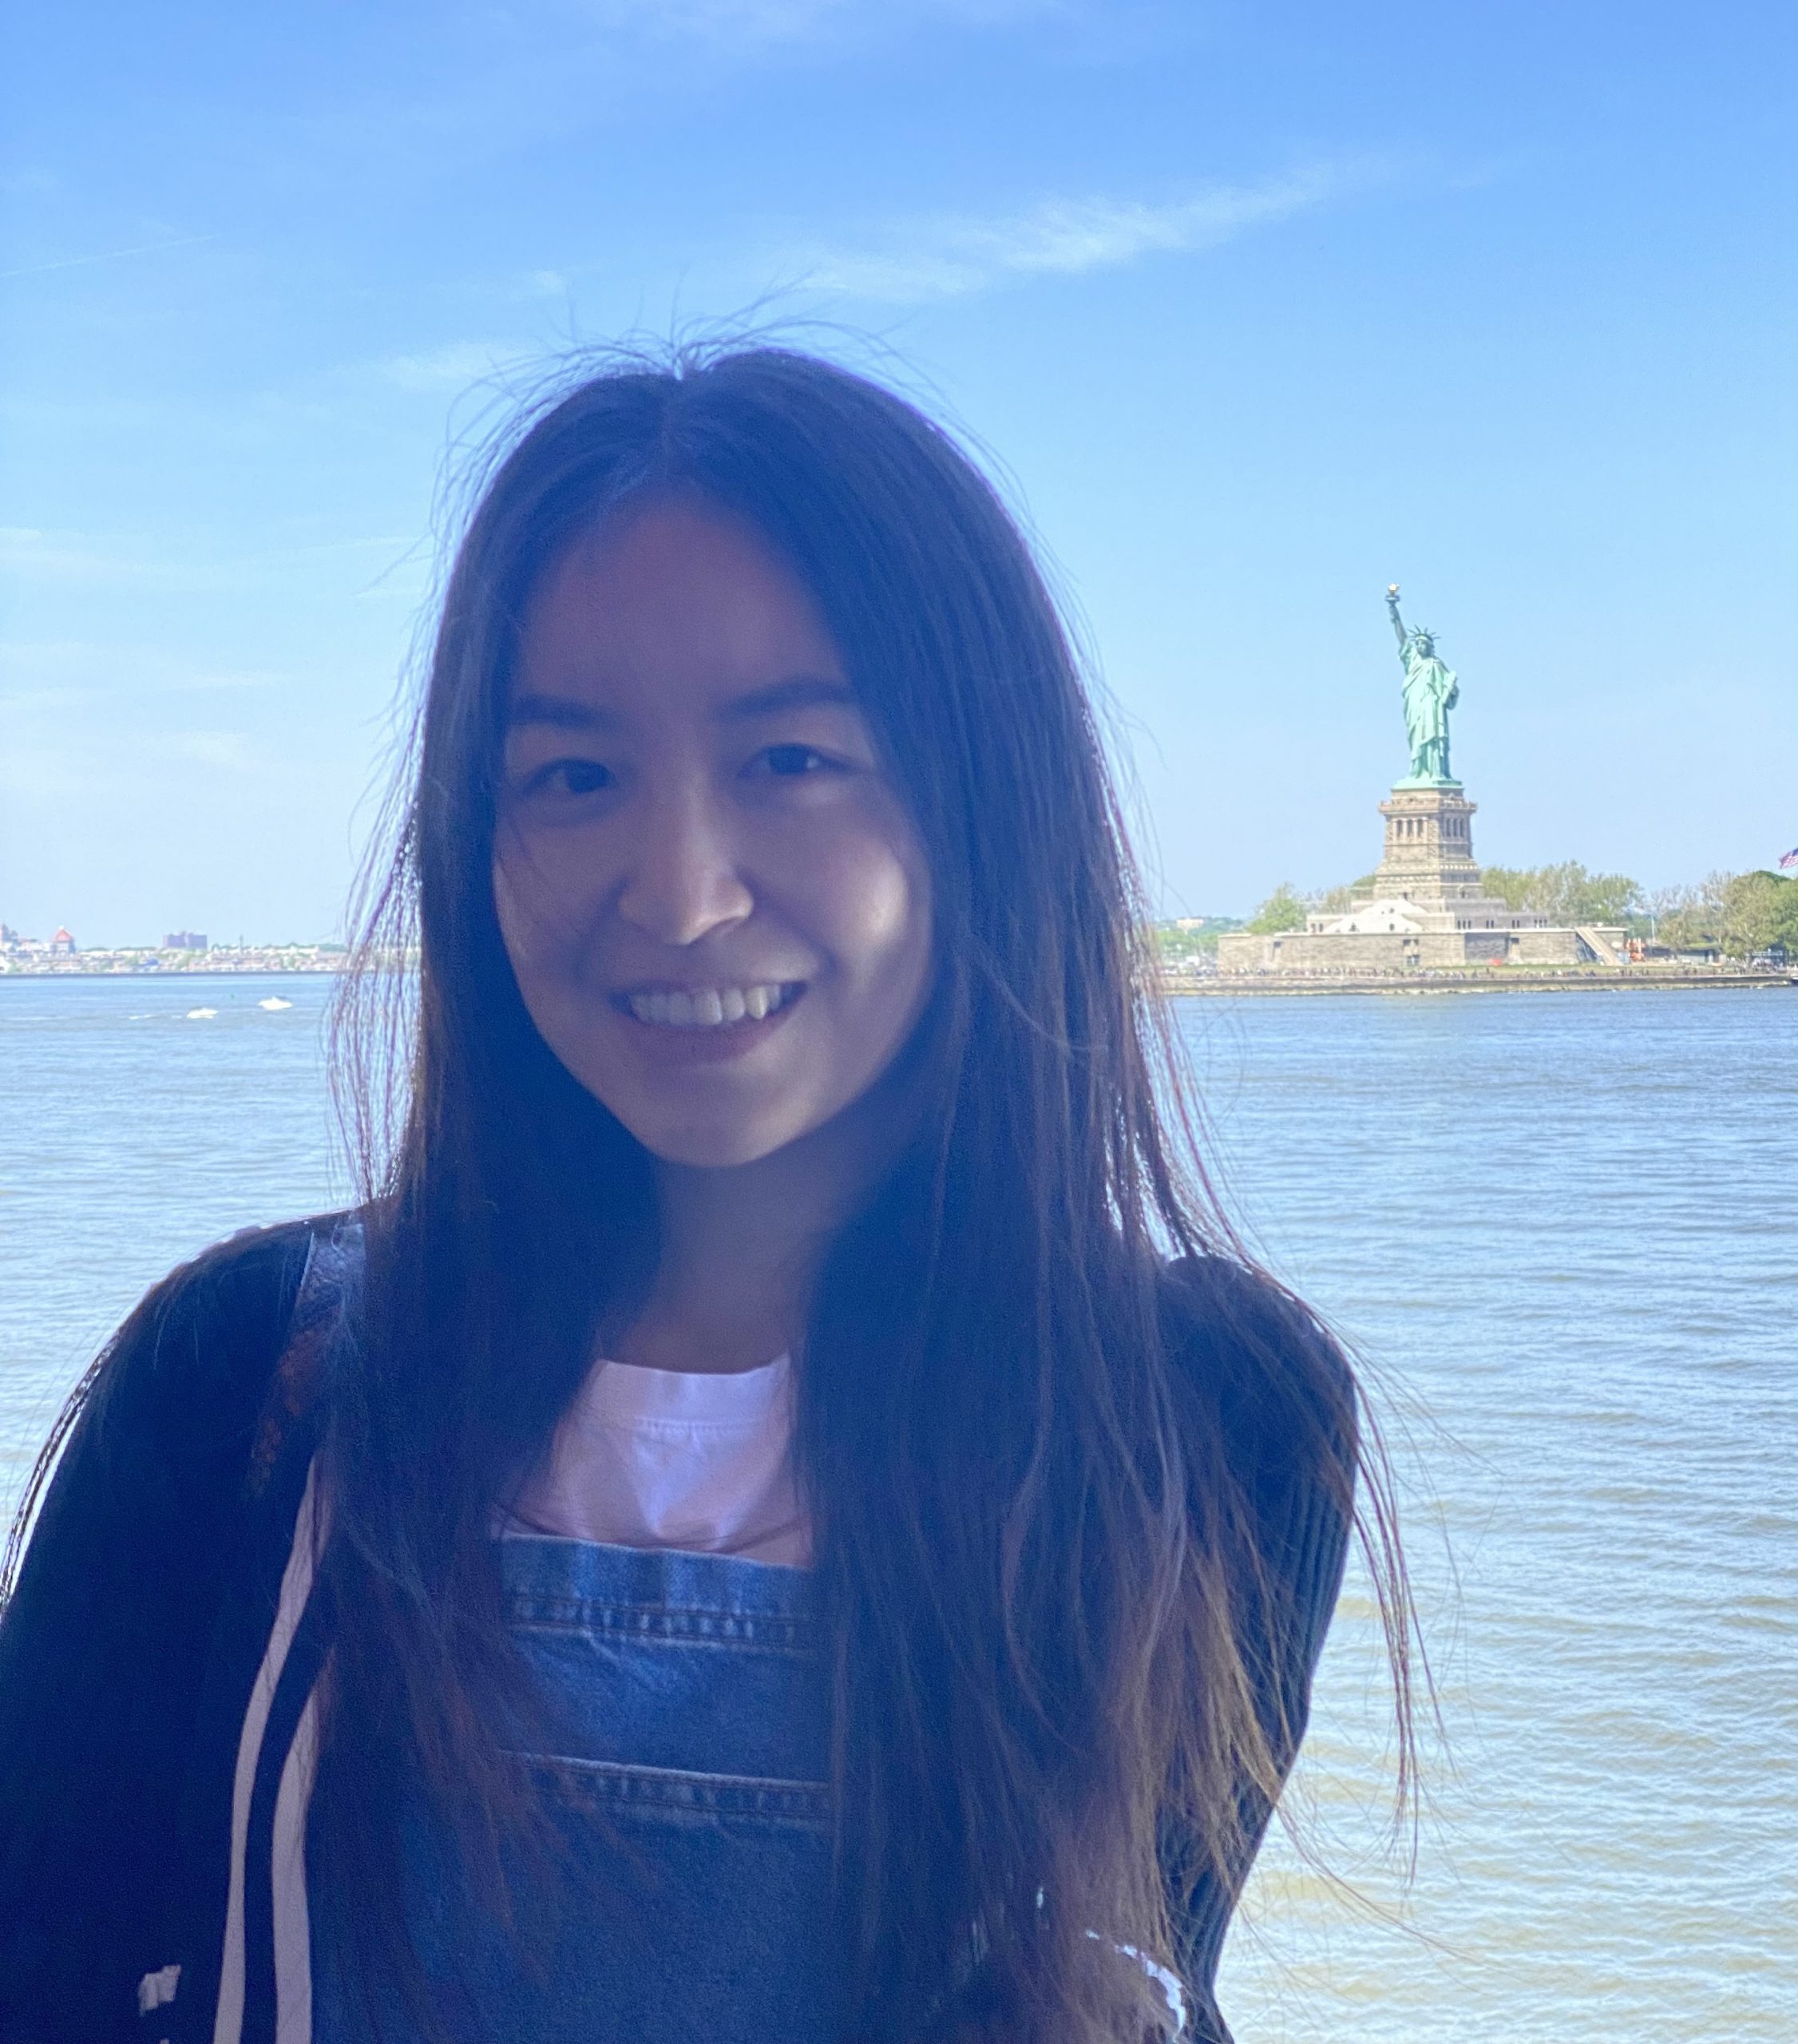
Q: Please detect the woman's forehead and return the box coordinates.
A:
[514,500,846,715]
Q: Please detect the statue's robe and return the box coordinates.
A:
[1401,652,1458,767]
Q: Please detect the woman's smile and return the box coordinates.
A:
[616,979,802,1028]
[610,980,808,1064]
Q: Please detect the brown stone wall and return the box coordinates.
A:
[1217,930,1413,972]
[1216,926,1610,972]
[1512,929,1586,965]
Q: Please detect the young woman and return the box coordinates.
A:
[0,347,1410,2044]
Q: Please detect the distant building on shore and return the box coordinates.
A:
[1219,589,1626,976]
[0,937,353,976]
[162,931,209,951]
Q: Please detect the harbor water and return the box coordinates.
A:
[1,974,1792,2040]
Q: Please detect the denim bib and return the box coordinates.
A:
[309,1535,839,2044]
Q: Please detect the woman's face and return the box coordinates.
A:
[494,497,934,1171]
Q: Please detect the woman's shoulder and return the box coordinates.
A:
[1155,1252,1358,1495]
[1156,1256,1360,1725]
[71,1212,353,1490]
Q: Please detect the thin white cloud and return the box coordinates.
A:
[0,727,263,800]
[0,641,283,707]
[0,526,236,593]
[158,731,260,774]
[0,526,414,594]
[378,340,540,390]
[790,164,1360,303]
[583,0,849,41]
[0,232,217,282]
[569,0,1063,50]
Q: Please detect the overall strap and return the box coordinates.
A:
[243,1219,366,1502]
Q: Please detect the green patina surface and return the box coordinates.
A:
[1386,584,1461,787]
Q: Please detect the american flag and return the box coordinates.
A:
[1782,846,1798,871]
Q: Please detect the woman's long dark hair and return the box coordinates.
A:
[315,343,1416,2042]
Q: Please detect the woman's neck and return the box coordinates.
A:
[615,1098,890,1375]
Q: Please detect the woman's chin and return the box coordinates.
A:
[622,1113,814,1173]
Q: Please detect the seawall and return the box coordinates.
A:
[1172,968,1796,997]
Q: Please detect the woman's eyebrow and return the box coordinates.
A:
[716,676,856,723]
[507,691,620,732]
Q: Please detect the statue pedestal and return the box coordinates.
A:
[1372,785,1484,906]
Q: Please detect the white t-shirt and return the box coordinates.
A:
[502,1354,810,1568]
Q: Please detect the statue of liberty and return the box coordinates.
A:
[1386,584,1459,786]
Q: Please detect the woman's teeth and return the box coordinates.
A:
[626,984,794,1028]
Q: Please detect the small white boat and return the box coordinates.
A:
[258,996,294,1011]
[186,1007,218,1020]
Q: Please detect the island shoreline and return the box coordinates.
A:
[1168,969,1795,997]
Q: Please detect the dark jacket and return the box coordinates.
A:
[0,1218,1353,2043]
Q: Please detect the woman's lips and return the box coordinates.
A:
[611,981,808,1065]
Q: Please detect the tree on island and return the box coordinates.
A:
[1152,916,1245,965]
[1721,870,1798,957]
[1245,883,1309,934]
[1310,874,1380,917]
[1480,861,1643,928]
[1646,873,1730,953]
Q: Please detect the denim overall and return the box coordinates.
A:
[307,1535,841,2044]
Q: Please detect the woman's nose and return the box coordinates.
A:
[615,788,754,948]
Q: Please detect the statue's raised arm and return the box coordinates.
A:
[1386,583,1408,654]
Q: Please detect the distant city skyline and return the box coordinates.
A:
[3,1,1794,946]
[1,925,338,953]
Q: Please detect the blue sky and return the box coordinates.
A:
[2,0,1793,944]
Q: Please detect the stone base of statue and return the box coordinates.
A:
[1370,785,1484,904]
[1218,781,1628,975]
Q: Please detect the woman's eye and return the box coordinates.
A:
[752,743,834,778]
[525,759,613,798]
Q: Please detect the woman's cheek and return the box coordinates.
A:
[779,808,928,969]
